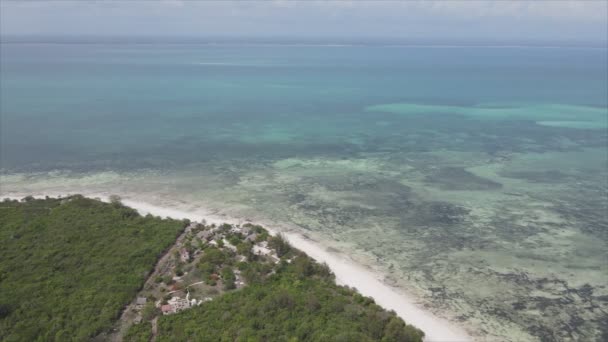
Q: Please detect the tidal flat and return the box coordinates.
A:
[2,145,606,341]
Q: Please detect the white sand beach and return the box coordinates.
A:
[3,192,471,342]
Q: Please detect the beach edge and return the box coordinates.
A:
[1,191,472,342]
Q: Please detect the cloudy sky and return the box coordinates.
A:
[1,1,607,43]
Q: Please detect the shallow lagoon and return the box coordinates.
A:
[1,42,607,340]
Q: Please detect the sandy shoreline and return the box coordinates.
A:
[3,191,471,342]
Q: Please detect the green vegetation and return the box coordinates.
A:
[0,196,185,341]
[155,254,424,341]
[1,196,423,341]
[196,246,235,287]
[141,302,159,321]
[221,267,236,290]
[268,233,291,257]
[123,321,152,342]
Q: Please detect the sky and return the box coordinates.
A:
[1,1,607,43]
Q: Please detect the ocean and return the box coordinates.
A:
[1,39,607,340]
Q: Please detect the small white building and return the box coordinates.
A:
[168,296,190,312]
[179,249,190,263]
[135,297,147,309]
[197,230,214,241]
[236,255,247,262]
[222,239,237,252]
[253,245,272,256]
[246,233,258,243]
[161,304,174,315]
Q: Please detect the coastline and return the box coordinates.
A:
[2,191,471,342]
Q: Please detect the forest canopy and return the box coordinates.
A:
[0,196,185,341]
[0,196,423,342]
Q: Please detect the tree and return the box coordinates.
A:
[268,233,291,257]
[0,196,184,341]
[237,242,254,261]
[109,195,122,207]
[293,256,314,278]
[200,247,228,266]
[197,262,215,277]
[162,275,173,285]
[141,302,159,321]
[382,317,424,342]
[221,268,236,290]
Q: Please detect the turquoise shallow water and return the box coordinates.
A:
[1,41,607,340]
[1,43,606,171]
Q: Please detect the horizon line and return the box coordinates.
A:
[1,34,606,48]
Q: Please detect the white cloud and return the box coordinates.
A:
[1,0,606,41]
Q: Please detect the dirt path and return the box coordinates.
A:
[107,223,194,342]
[150,317,158,342]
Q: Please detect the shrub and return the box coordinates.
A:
[268,233,291,257]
